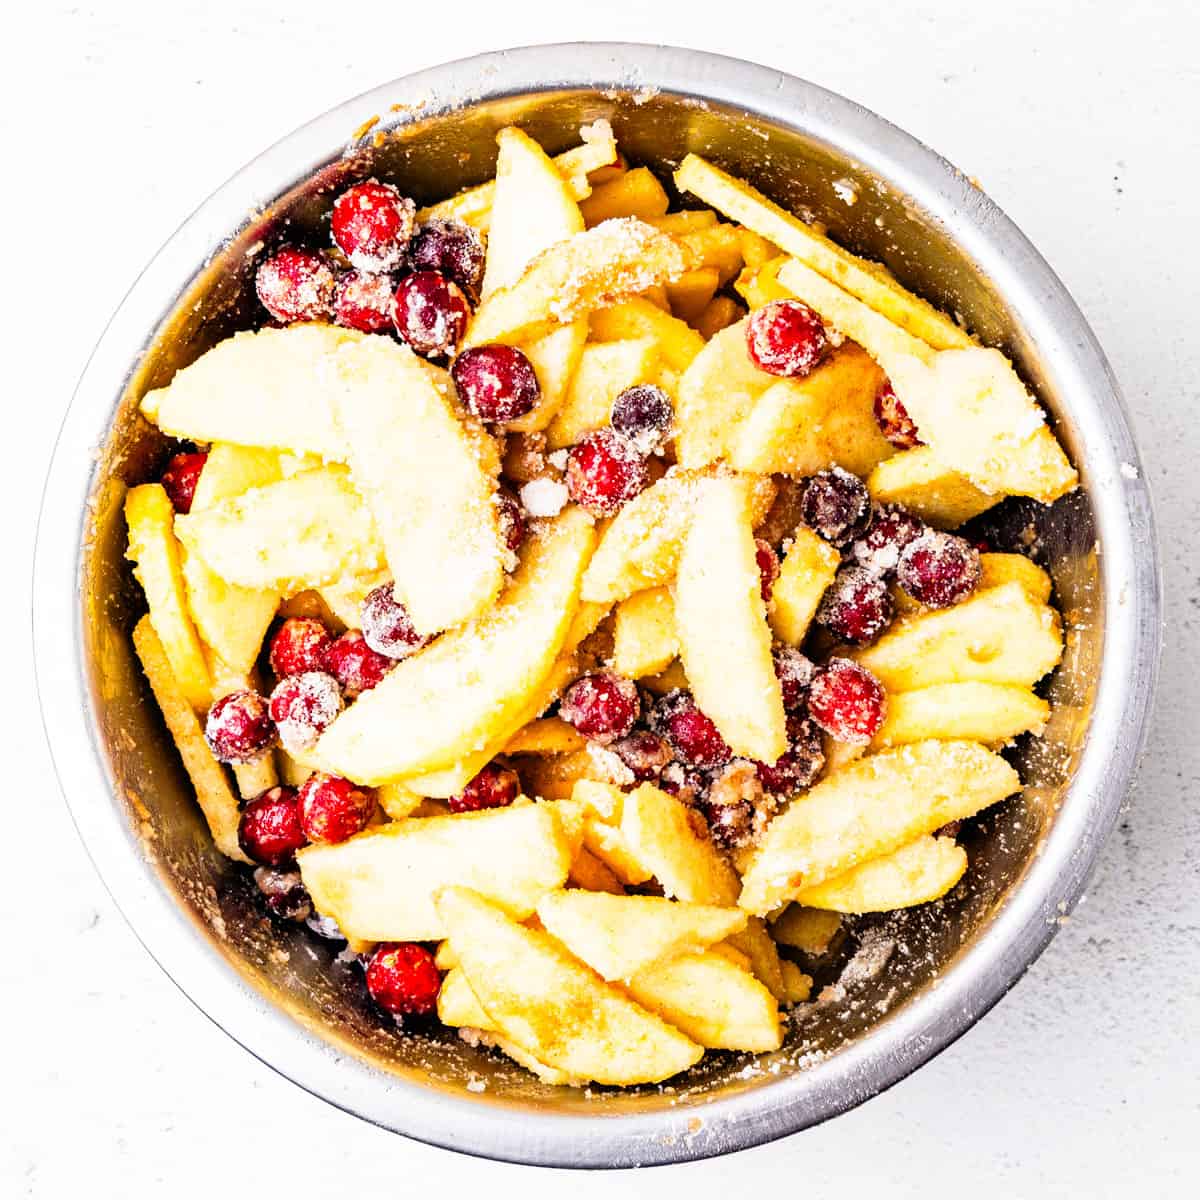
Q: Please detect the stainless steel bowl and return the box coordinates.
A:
[34,44,1160,1167]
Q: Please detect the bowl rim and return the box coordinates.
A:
[34,42,1162,1168]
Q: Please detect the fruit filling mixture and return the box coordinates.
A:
[124,119,1076,1087]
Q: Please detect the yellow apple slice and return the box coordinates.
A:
[131,617,246,862]
[181,549,279,678]
[545,337,661,450]
[793,835,968,913]
[297,804,571,942]
[768,905,842,956]
[503,716,587,757]
[979,553,1053,604]
[506,321,588,434]
[624,949,781,1052]
[779,960,814,1006]
[612,586,678,678]
[329,337,505,635]
[867,446,999,528]
[769,527,840,646]
[315,568,389,629]
[694,296,744,340]
[568,847,626,895]
[854,582,1063,692]
[464,218,689,349]
[125,483,211,709]
[175,465,384,594]
[675,223,744,286]
[675,476,787,763]
[665,267,720,325]
[141,324,361,458]
[675,154,974,350]
[579,166,670,226]
[588,298,706,374]
[734,254,793,310]
[871,682,1049,749]
[190,443,283,512]
[314,507,595,784]
[436,886,702,1086]
[738,740,1019,915]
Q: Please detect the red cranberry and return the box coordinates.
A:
[610,384,673,453]
[817,566,895,645]
[495,488,526,555]
[334,270,395,333]
[161,451,207,514]
[874,379,923,448]
[559,672,640,744]
[612,730,674,780]
[755,538,780,602]
[448,762,520,813]
[297,773,375,844]
[773,645,815,711]
[331,180,415,272]
[656,690,731,769]
[205,690,276,764]
[701,798,755,849]
[238,787,306,866]
[269,617,332,678]
[252,866,312,920]
[745,299,829,377]
[269,672,343,753]
[850,504,926,577]
[360,584,429,660]
[392,270,469,358]
[808,658,886,745]
[756,714,825,794]
[896,529,982,608]
[255,248,335,323]
[565,428,649,516]
[451,344,540,423]
[322,630,393,697]
[365,942,442,1016]
[800,467,872,546]
[407,219,485,300]
[659,760,709,804]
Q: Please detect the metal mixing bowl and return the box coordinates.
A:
[34,44,1160,1167]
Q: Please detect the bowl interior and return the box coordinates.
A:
[78,85,1102,1124]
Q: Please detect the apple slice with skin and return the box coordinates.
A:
[330,337,506,636]
[435,886,702,1086]
[314,507,595,784]
[674,475,787,764]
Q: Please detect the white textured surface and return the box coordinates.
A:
[8,1,1199,1194]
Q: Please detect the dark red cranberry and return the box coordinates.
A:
[745,299,829,377]
[392,270,469,358]
[360,584,429,660]
[808,658,887,745]
[407,219,485,299]
[850,504,925,577]
[331,180,415,272]
[874,379,923,448]
[238,787,306,866]
[817,566,895,645]
[610,384,673,453]
[656,691,731,769]
[252,866,312,920]
[701,798,755,849]
[612,730,673,780]
[322,630,393,697]
[334,270,395,333]
[565,428,650,516]
[269,672,343,753]
[896,529,982,609]
[659,760,709,804]
[255,248,335,323]
[205,690,276,763]
[495,488,526,555]
[297,774,375,844]
[451,344,540,423]
[161,451,207,514]
[800,467,872,546]
[773,645,815,711]
[269,617,332,678]
[755,538,781,602]
[559,672,640,744]
[448,762,520,813]
[756,715,825,794]
[365,942,442,1016]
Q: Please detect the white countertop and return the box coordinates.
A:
[9,1,1198,1194]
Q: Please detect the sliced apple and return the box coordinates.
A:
[738,740,1019,914]
[979,552,1053,604]
[768,905,843,956]
[506,321,589,434]
[329,337,505,635]
[779,960,814,1006]
[769,527,840,646]
[175,465,384,594]
[190,443,283,512]
[867,446,999,528]
[504,716,588,757]
[871,682,1049,749]
[297,804,571,942]
[141,323,361,458]
[567,847,626,895]
[675,475,787,763]
[436,886,702,1085]
[125,483,211,709]
[588,298,706,374]
[694,296,744,339]
[665,266,720,325]
[612,586,678,678]
[314,507,595,784]
[734,254,793,310]
[545,337,661,450]
[793,835,968,913]
[315,568,389,629]
[181,549,279,677]
[580,166,670,227]
[675,155,974,350]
